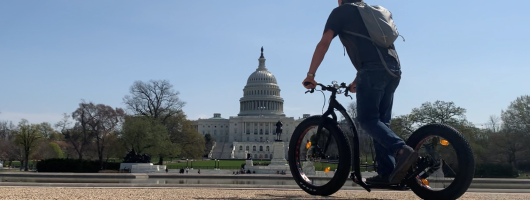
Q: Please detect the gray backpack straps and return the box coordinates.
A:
[351,2,400,48]
[341,2,403,78]
[343,30,400,78]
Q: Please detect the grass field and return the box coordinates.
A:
[166,160,375,172]
[2,161,38,168]
[2,158,375,172]
[166,160,272,169]
[517,174,530,179]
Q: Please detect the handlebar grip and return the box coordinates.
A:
[304,82,315,93]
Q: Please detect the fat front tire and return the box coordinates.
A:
[406,124,475,200]
[288,116,351,196]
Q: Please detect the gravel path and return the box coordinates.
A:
[1,187,529,200]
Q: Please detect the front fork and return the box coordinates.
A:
[312,110,338,159]
[314,109,371,192]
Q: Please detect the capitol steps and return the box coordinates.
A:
[220,143,233,159]
[211,142,225,160]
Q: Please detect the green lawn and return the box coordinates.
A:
[2,161,38,168]
[164,159,376,172]
[517,174,530,179]
[166,160,272,170]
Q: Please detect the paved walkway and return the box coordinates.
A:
[1,187,529,199]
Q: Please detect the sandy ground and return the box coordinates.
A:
[1,187,530,200]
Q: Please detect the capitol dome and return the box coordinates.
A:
[238,47,285,117]
[247,69,277,84]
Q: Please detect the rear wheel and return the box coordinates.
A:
[288,116,351,196]
[406,124,475,200]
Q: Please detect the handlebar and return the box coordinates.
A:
[304,81,353,99]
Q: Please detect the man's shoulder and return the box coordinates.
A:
[332,4,359,13]
[328,4,359,20]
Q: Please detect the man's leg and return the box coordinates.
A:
[373,140,394,175]
[378,75,418,184]
[356,69,406,167]
[372,76,401,177]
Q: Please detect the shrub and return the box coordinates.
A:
[37,158,120,173]
[517,162,530,172]
[475,163,518,178]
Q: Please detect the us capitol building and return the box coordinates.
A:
[192,47,308,160]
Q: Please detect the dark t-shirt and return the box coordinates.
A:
[324,4,400,71]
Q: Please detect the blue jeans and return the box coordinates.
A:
[356,60,405,176]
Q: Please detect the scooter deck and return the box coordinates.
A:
[366,184,410,191]
[351,174,410,192]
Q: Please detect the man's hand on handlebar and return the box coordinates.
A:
[348,78,357,93]
[302,76,317,89]
[302,81,353,99]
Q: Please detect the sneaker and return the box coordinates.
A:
[366,174,391,185]
[389,145,418,185]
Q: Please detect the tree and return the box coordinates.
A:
[493,95,530,168]
[102,134,125,163]
[165,112,204,159]
[14,119,44,171]
[0,120,16,139]
[475,115,500,147]
[204,134,214,156]
[347,101,357,119]
[410,100,467,125]
[0,119,16,163]
[489,129,528,168]
[390,114,415,140]
[72,101,125,168]
[121,116,179,160]
[0,137,23,168]
[123,80,186,125]
[0,139,9,162]
[485,115,502,133]
[172,119,205,159]
[405,100,484,143]
[33,141,56,161]
[55,113,91,160]
[502,95,530,134]
[39,122,58,139]
[49,142,64,158]
[54,140,74,159]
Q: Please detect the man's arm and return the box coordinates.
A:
[303,29,335,89]
[308,29,335,75]
[303,6,344,89]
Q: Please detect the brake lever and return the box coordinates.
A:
[345,90,353,99]
[304,82,316,94]
[344,83,353,99]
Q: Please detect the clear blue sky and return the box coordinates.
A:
[1,0,528,128]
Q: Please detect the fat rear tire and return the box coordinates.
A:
[406,124,475,200]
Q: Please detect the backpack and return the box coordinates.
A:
[342,2,404,77]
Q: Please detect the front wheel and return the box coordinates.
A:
[288,116,351,196]
[406,124,475,200]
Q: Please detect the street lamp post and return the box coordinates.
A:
[215,159,217,170]
[258,106,266,117]
[186,159,189,168]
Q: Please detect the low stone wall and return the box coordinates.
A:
[2,172,530,189]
